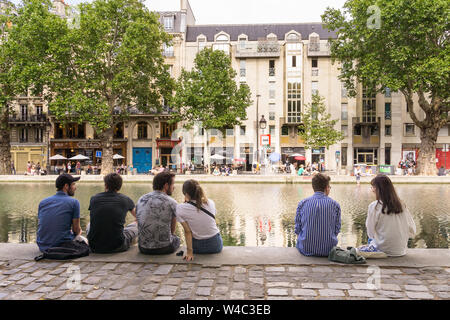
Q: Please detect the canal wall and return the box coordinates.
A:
[1,174,450,184]
[1,243,449,268]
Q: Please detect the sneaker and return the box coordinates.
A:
[356,244,388,259]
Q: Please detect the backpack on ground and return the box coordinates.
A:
[328,246,366,264]
[34,240,90,261]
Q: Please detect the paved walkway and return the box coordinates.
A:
[0,244,448,300]
[1,174,450,184]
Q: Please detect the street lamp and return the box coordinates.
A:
[255,94,261,164]
[259,115,267,130]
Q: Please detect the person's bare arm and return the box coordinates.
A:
[130,207,137,222]
[179,221,194,261]
[72,218,82,236]
[171,216,177,234]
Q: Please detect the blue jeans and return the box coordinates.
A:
[192,233,223,254]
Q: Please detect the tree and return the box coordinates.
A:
[172,47,252,169]
[298,93,344,150]
[322,0,450,175]
[46,0,174,174]
[0,0,66,175]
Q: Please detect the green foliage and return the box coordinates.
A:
[322,0,449,101]
[299,94,344,150]
[0,0,65,106]
[46,0,175,132]
[172,47,252,130]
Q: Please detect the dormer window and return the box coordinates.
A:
[213,33,230,55]
[198,36,207,51]
[163,16,174,30]
[287,33,299,42]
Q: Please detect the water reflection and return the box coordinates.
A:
[0,182,448,248]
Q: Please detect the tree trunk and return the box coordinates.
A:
[417,126,439,176]
[100,127,114,175]
[0,107,12,175]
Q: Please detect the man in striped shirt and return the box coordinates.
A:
[295,173,341,256]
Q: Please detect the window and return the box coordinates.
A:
[341,147,347,166]
[362,86,376,122]
[370,124,379,136]
[210,128,219,136]
[385,103,391,120]
[269,125,276,137]
[341,103,348,120]
[137,122,148,139]
[20,104,28,121]
[36,128,44,142]
[35,105,43,115]
[163,16,174,30]
[385,125,391,136]
[198,127,204,136]
[385,147,391,165]
[341,84,347,98]
[240,126,246,136]
[405,123,415,136]
[287,33,299,41]
[287,80,301,123]
[311,81,318,95]
[292,56,297,67]
[269,60,275,76]
[239,37,246,49]
[20,128,28,142]
[438,125,449,137]
[354,124,362,135]
[114,123,124,139]
[226,128,234,136]
[163,43,174,57]
[198,37,207,51]
[341,125,348,137]
[240,60,246,77]
[281,125,289,136]
[312,59,318,68]
[269,82,275,99]
[161,122,176,138]
[385,87,391,97]
[269,112,275,121]
[297,125,305,135]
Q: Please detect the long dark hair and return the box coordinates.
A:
[182,179,208,210]
[370,174,403,214]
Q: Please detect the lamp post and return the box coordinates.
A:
[259,115,267,172]
[255,94,261,164]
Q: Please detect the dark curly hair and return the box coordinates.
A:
[104,173,122,192]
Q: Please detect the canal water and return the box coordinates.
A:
[0,183,448,249]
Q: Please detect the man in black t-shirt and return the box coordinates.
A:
[87,173,137,253]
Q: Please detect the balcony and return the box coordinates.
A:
[9,114,47,123]
[235,41,280,58]
[307,43,331,57]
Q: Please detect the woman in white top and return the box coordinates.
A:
[357,174,416,258]
[177,179,223,261]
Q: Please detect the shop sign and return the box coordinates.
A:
[77,141,101,148]
[260,134,271,146]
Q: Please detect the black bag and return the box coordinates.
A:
[34,240,90,261]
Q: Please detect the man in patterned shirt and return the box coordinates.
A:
[295,173,341,256]
[136,171,180,254]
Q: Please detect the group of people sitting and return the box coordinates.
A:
[37,172,222,261]
[37,171,416,261]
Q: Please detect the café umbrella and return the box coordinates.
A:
[113,154,125,159]
[49,154,67,160]
[210,154,226,160]
[269,152,281,162]
[69,154,89,160]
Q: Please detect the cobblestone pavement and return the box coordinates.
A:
[0,259,448,300]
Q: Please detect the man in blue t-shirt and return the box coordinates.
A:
[37,173,82,252]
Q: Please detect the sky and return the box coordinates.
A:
[9,0,348,24]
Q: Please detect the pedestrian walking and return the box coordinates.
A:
[354,165,362,185]
[11,161,16,175]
